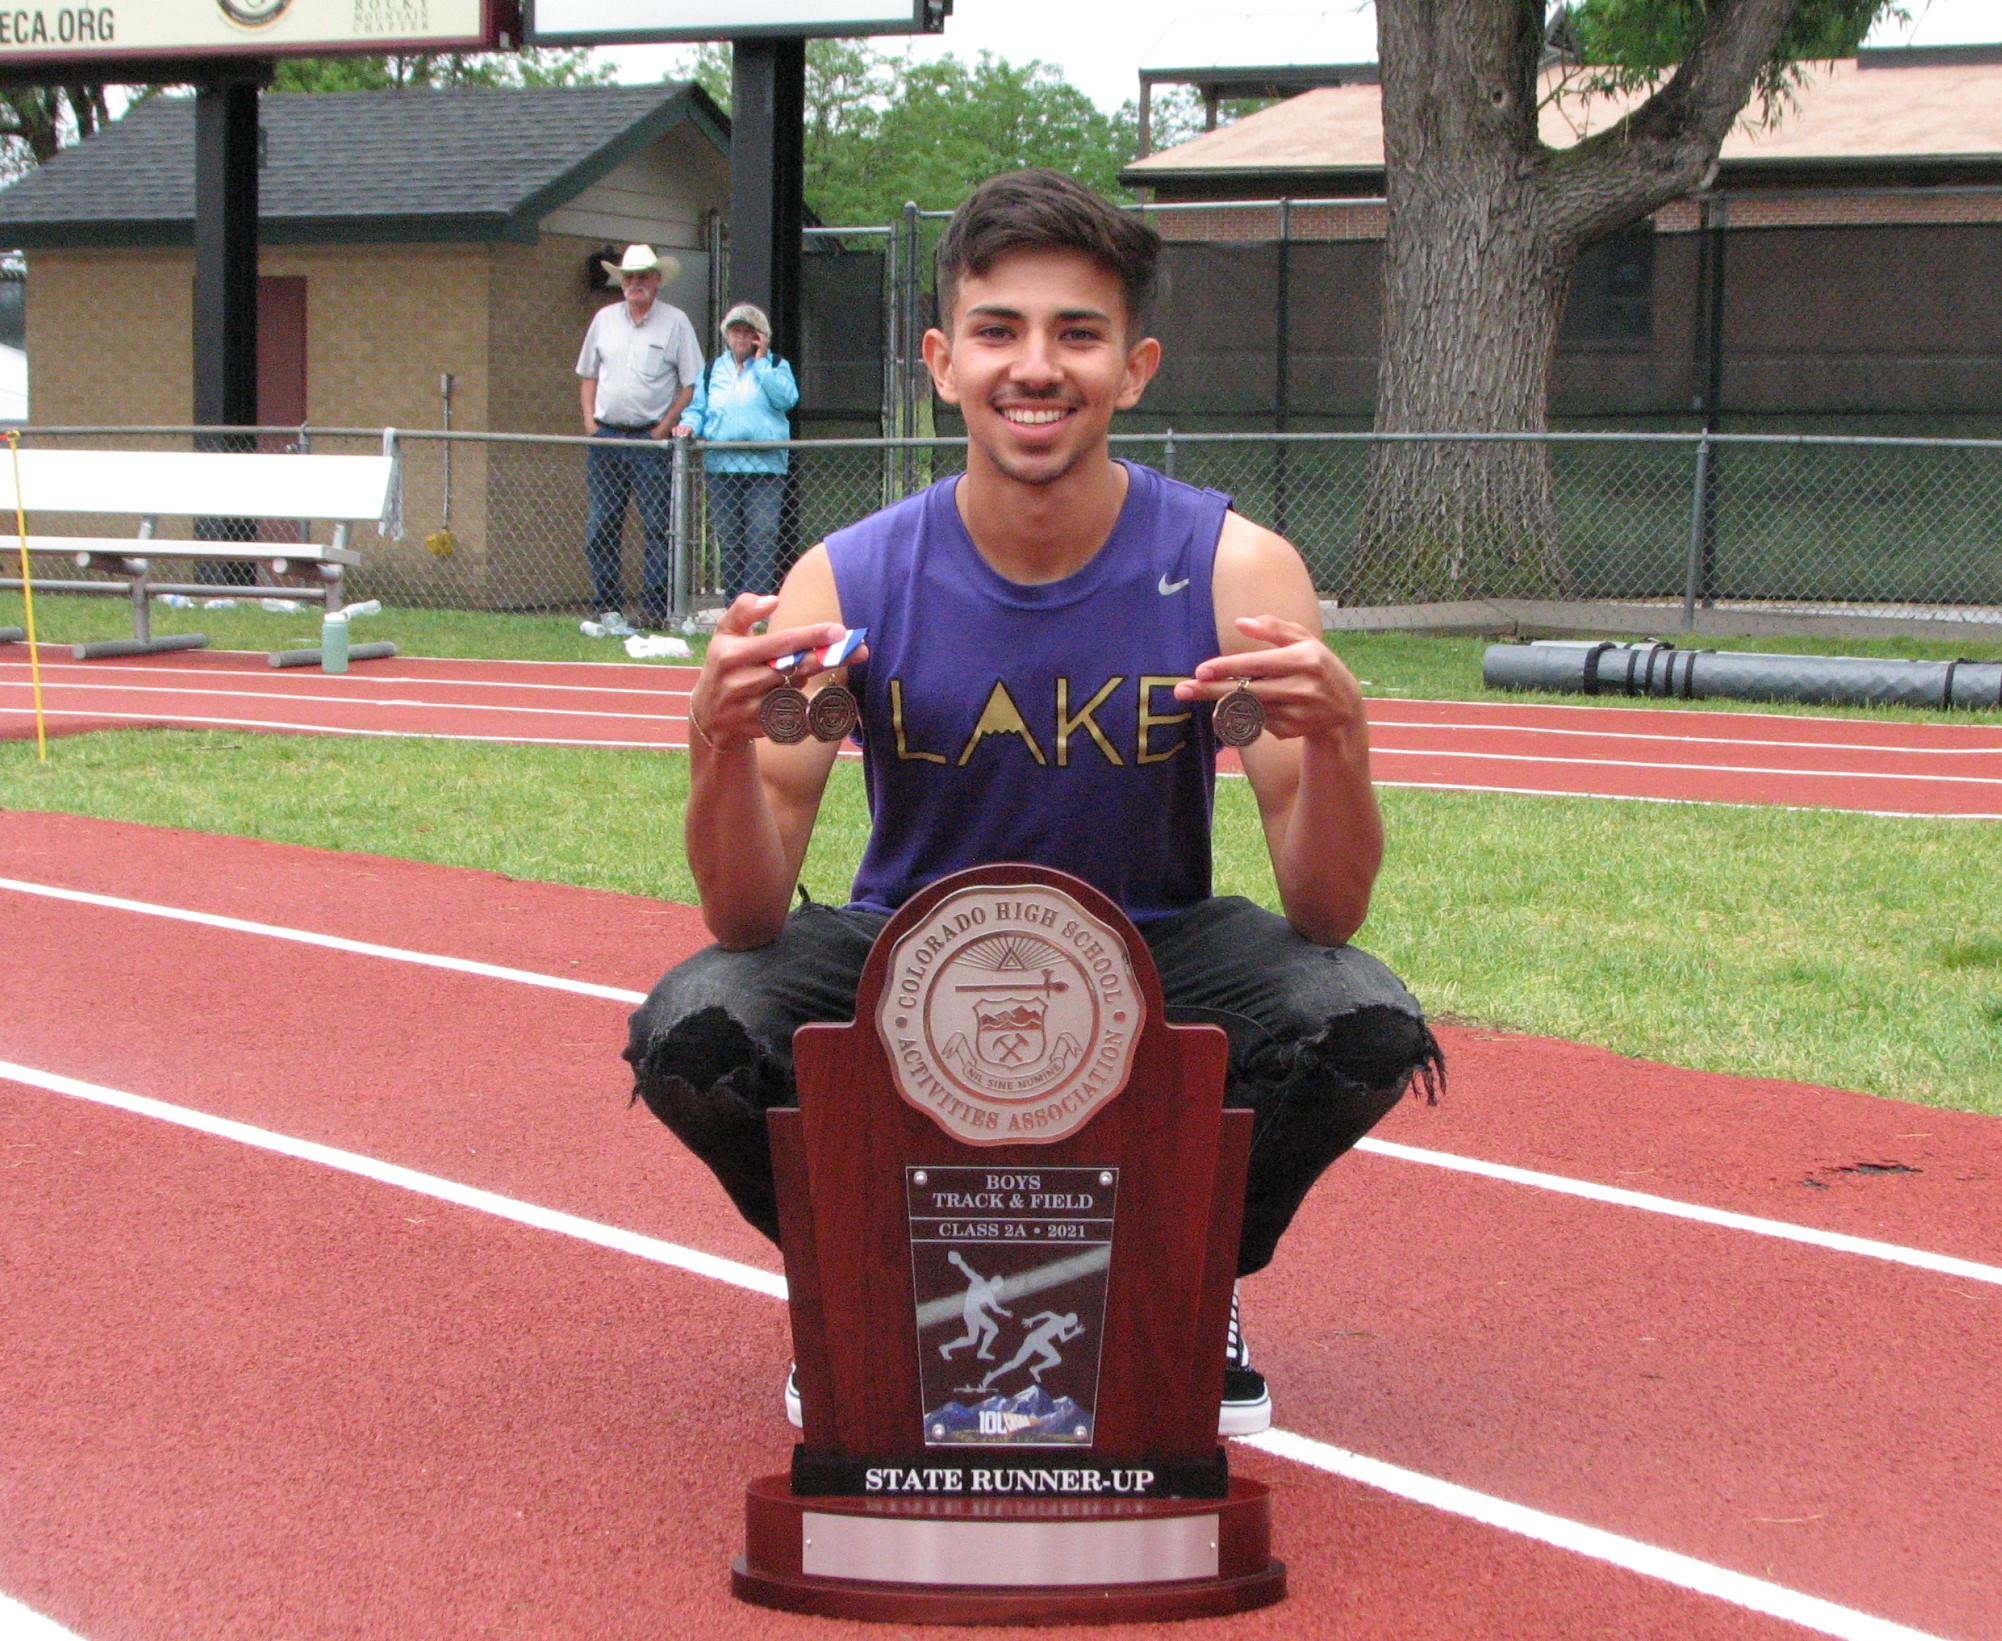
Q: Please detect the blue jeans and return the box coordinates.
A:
[707,471,787,599]
[584,428,674,620]
[625,895,1440,1275]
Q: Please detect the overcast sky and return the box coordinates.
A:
[592,0,2002,112]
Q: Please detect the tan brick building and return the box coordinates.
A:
[0,83,731,606]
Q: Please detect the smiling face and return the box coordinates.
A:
[923,248,1160,489]
[725,321,760,363]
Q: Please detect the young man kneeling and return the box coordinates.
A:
[627,169,1441,1434]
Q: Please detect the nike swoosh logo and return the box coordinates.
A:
[1158,574,1191,596]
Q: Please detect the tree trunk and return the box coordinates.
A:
[1350,0,1811,605]
[1348,176,1577,602]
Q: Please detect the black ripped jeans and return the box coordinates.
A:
[624,895,1442,1276]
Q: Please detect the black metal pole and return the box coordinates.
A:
[1272,198,1291,540]
[731,38,805,572]
[1697,193,1729,607]
[193,73,263,580]
[730,39,805,366]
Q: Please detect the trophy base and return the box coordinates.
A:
[733,1473,1285,1624]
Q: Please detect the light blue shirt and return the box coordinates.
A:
[679,353,799,472]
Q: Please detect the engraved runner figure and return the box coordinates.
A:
[979,1310,1084,1390]
[938,1249,1014,1361]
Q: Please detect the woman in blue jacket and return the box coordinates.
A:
[675,302,800,599]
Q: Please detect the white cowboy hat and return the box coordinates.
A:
[601,243,682,285]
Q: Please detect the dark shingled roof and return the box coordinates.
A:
[0,82,729,248]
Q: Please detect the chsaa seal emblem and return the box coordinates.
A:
[216,0,293,28]
[877,883,1142,1145]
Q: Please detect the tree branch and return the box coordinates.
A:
[1549,0,1807,243]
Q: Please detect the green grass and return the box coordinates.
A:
[5,727,1997,1114]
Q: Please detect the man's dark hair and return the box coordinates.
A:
[934,169,1162,338]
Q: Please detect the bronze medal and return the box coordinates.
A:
[759,676,811,744]
[1213,680,1265,748]
[808,682,859,743]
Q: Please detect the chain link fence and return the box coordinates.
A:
[5,425,2000,636]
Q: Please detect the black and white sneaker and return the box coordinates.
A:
[784,1363,803,1429]
[1220,1284,1272,1436]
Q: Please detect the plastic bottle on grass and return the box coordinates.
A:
[322,609,349,674]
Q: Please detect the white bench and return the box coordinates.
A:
[0,445,398,667]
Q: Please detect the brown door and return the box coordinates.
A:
[256,276,308,433]
[256,277,308,551]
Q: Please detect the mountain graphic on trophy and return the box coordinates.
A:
[937,935,1087,1096]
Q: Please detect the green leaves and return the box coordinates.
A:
[269,48,613,95]
[681,39,1135,227]
[1558,0,1903,125]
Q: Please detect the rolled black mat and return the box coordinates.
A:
[1484,641,2002,711]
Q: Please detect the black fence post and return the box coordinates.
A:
[192,72,264,584]
[1273,198,1291,541]
[1695,192,1729,607]
[902,200,922,498]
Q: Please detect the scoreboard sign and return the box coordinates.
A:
[527,0,944,45]
[0,0,512,66]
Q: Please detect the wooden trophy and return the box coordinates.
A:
[733,864,1287,1622]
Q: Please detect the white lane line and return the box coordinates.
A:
[1355,1138,2002,1288]
[1370,777,2001,821]
[0,659,695,698]
[6,701,1994,810]
[0,876,651,1005]
[0,678,685,725]
[1367,695,2002,735]
[7,667,1991,755]
[0,1058,1954,1641]
[1240,1430,1946,1641]
[8,873,1999,1287]
[0,706,878,760]
[17,718,1969,814]
[0,1593,90,1641]
[1367,716,2002,757]
[0,705,677,749]
[1368,744,2002,788]
[0,1058,785,1299]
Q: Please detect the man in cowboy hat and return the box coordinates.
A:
[576,244,704,629]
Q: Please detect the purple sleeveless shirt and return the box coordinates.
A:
[826,460,1231,923]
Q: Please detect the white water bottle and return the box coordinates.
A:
[321,609,349,674]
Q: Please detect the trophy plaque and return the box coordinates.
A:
[733,864,1286,1623]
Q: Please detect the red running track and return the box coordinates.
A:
[3,810,2000,1640]
[5,644,2001,817]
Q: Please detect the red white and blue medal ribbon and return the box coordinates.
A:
[764,626,866,744]
[770,626,867,673]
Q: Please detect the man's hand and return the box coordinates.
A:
[1175,614,1367,749]
[683,552,861,948]
[687,593,866,753]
